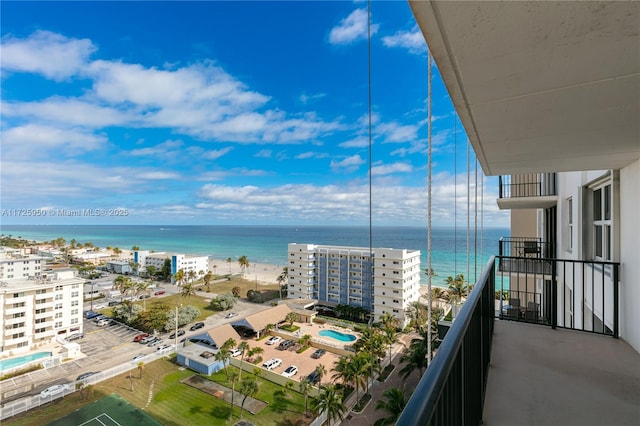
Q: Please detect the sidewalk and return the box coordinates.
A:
[342,333,421,425]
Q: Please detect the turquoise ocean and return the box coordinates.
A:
[0,225,507,287]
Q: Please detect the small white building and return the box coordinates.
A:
[134,250,208,283]
[0,269,84,356]
[287,243,421,327]
[0,249,46,280]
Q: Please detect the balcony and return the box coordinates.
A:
[498,237,554,275]
[497,173,557,210]
[397,256,637,425]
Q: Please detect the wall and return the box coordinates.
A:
[620,159,640,353]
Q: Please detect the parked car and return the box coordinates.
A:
[154,290,166,296]
[262,358,282,370]
[266,336,282,345]
[85,311,100,319]
[189,322,205,331]
[108,300,120,307]
[306,370,321,384]
[134,333,150,343]
[225,312,238,319]
[66,333,84,341]
[278,339,295,350]
[140,335,155,344]
[96,318,111,326]
[169,329,186,339]
[76,372,97,381]
[157,344,173,352]
[147,337,162,347]
[139,294,151,299]
[132,354,147,362]
[311,349,326,359]
[40,384,68,398]
[282,365,298,378]
[230,348,242,357]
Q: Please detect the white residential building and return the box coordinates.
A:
[0,268,84,356]
[134,250,209,283]
[287,243,421,326]
[0,249,46,280]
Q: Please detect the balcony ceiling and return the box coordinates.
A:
[410,1,640,176]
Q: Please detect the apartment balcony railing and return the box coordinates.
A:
[498,237,555,275]
[498,173,557,198]
[398,255,620,425]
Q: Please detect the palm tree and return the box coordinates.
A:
[399,339,429,379]
[314,363,327,385]
[146,265,157,278]
[276,273,286,300]
[187,270,197,284]
[446,273,469,305]
[215,346,232,379]
[238,255,250,275]
[298,334,312,349]
[285,312,297,328]
[379,312,400,367]
[374,387,408,426]
[112,275,129,302]
[203,271,213,288]
[228,369,239,414]
[311,384,346,426]
[212,264,218,276]
[237,341,250,379]
[174,269,185,286]
[239,378,259,418]
[180,283,196,299]
[137,361,145,379]
[135,280,152,311]
[248,346,263,364]
[332,356,357,397]
[226,257,233,274]
[299,379,313,417]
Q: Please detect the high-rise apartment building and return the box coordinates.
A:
[287,243,421,326]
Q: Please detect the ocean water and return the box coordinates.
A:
[1,225,507,287]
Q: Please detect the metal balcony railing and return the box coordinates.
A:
[398,255,620,425]
[499,173,557,198]
[498,237,555,275]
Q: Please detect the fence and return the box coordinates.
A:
[0,347,176,421]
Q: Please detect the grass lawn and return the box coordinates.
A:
[206,277,280,301]
[4,358,311,426]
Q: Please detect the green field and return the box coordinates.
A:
[5,358,311,426]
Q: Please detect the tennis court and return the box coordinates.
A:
[47,394,161,426]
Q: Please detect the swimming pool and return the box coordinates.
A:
[0,352,52,373]
[318,329,357,342]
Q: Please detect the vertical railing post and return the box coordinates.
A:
[551,259,557,330]
[499,176,503,198]
[613,263,619,338]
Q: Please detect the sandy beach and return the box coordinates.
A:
[207,258,283,286]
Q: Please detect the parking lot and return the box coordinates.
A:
[254,336,341,385]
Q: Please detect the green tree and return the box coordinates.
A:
[237,341,250,379]
[285,312,297,327]
[314,363,327,384]
[180,282,196,299]
[161,258,172,280]
[232,286,241,297]
[215,346,232,379]
[203,271,213,288]
[446,273,469,305]
[379,312,400,367]
[136,280,152,311]
[226,257,233,274]
[247,346,263,364]
[399,339,429,379]
[132,245,140,251]
[174,269,185,286]
[374,387,408,426]
[238,255,250,274]
[299,379,313,417]
[146,265,157,278]
[239,378,259,418]
[228,369,239,415]
[311,384,346,425]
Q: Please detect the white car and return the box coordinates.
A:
[157,344,173,353]
[265,336,282,345]
[282,365,298,378]
[230,348,242,357]
[132,354,147,362]
[96,318,111,326]
[262,358,282,370]
[40,384,67,398]
[93,304,106,310]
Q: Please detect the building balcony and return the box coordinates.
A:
[498,237,555,275]
[397,256,636,425]
[497,173,558,210]
[4,296,29,305]
[3,316,27,326]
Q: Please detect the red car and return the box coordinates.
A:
[133,333,149,342]
[154,290,166,296]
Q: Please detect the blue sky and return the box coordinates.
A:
[1,1,508,227]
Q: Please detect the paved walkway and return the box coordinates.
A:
[342,333,421,426]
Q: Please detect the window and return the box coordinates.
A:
[593,184,612,260]
[567,197,573,252]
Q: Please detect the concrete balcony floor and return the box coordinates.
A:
[483,320,640,426]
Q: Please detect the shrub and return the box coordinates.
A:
[313,317,326,325]
[209,293,237,311]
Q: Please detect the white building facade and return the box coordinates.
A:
[0,250,46,280]
[287,243,421,326]
[0,269,84,356]
[134,251,209,283]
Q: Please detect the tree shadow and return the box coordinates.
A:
[210,405,232,419]
[269,391,291,413]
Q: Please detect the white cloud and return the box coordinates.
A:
[254,149,272,158]
[129,140,184,157]
[329,9,378,45]
[299,92,327,105]
[372,162,413,176]
[1,30,96,80]
[376,122,419,143]
[2,124,106,158]
[382,26,427,55]
[330,154,365,172]
[201,146,234,160]
[137,171,180,180]
[339,136,369,148]
[295,151,329,160]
